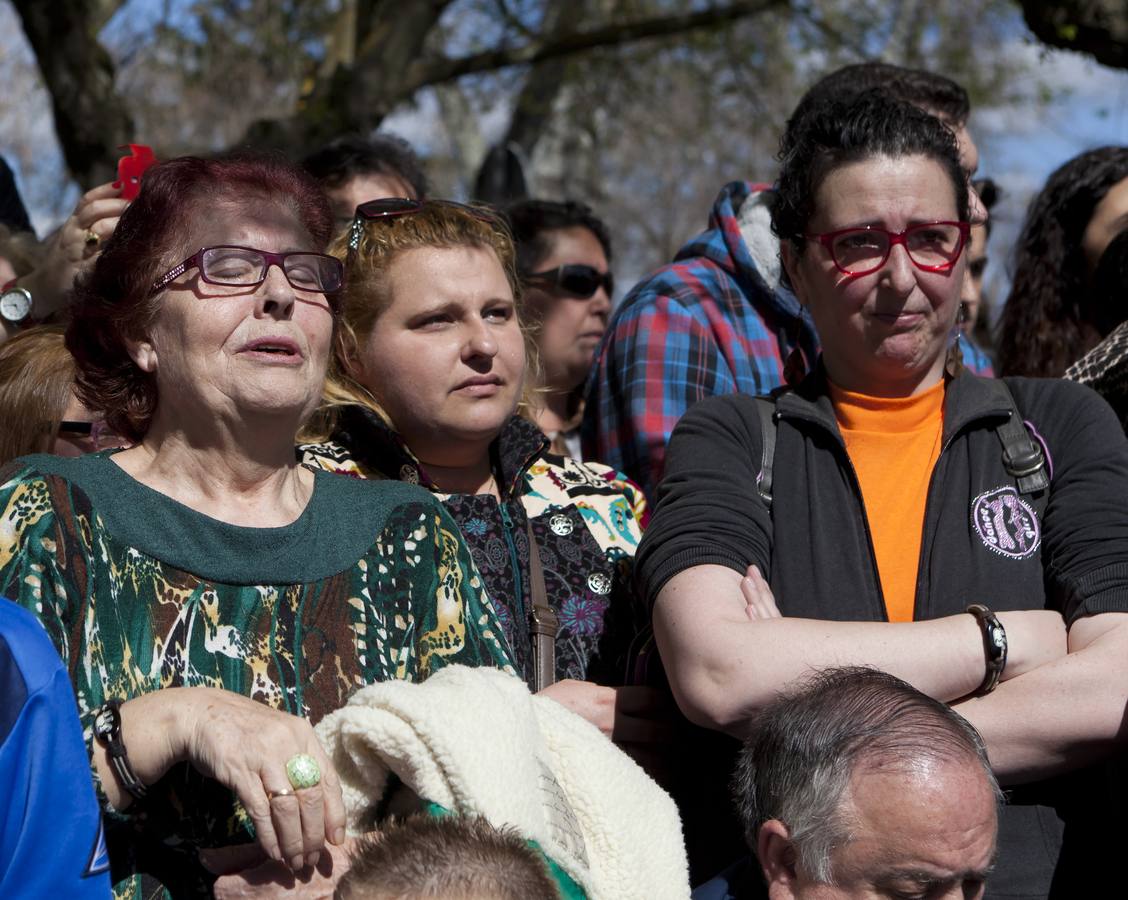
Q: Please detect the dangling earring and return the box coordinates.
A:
[784,313,808,386]
[945,321,965,377]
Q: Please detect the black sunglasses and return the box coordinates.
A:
[348,197,502,252]
[526,264,614,299]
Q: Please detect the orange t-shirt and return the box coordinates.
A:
[828,380,945,623]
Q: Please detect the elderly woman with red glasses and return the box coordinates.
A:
[0,154,514,899]
[640,91,1128,896]
[301,198,663,745]
[505,199,614,459]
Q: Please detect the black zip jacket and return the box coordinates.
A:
[638,367,1128,899]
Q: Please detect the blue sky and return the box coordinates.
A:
[3,1,1128,319]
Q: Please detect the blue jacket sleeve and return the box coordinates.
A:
[0,599,110,898]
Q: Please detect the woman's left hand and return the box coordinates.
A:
[740,565,782,620]
[205,839,357,899]
[21,182,129,319]
[538,680,675,743]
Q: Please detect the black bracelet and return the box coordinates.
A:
[966,604,1008,695]
[93,700,148,801]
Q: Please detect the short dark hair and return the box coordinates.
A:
[997,146,1128,377]
[334,814,559,900]
[504,199,612,276]
[771,90,968,250]
[301,134,428,200]
[789,62,970,142]
[67,152,334,442]
[732,667,998,885]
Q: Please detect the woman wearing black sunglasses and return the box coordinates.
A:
[302,198,668,749]
[506,199,614,459]
[639,91,1128,896]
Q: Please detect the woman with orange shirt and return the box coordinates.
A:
[639,91,1128,896]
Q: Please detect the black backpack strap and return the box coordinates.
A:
[987,379,1050,496]
[754,396,778,509]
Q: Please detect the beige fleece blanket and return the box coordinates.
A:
[315,665,690,899]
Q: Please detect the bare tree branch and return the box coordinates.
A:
[491,0,538,39]
[404,0,788,92]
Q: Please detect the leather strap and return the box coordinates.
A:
[987,379,1050,495]
[525,518,558,691]
[754,396,777,508]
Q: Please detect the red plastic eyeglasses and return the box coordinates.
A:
[805,221,971,276]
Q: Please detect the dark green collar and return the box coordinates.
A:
[16,451,434,584]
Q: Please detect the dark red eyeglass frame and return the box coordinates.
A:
[805,221,971,276]
[150,246,344,296]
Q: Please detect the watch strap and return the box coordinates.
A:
[94,699,148,800]
[966,603,1007,695]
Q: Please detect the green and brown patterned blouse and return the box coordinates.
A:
[0,452,516,899]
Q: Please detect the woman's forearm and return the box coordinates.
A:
[653,565,1065,734]
[955,613,1128,784]
[91,689,187,810]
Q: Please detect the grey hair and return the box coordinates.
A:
[732,666,1002,885]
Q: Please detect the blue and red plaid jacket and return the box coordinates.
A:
[581,181,993,498]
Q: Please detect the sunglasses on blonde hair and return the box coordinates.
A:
[347,197,504,252]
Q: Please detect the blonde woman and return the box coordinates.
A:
[302,198,666,742]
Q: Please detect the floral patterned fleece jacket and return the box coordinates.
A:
[302,406,649,689]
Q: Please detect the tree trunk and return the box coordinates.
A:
[13,0,133,188]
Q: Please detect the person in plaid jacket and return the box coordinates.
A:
[581,63,994,498]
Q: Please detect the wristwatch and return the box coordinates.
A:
[93,700,148,800]
[966,604,1008,695]
[0,284,32,327]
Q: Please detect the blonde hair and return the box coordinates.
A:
[305,202,541,441]
[0,325,76,465]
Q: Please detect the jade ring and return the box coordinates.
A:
[285,753,322,790]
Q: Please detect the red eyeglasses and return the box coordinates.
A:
[806,221,970,276]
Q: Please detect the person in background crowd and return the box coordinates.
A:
[0,325,124,465]
[961,177,999,363]
[0,222,42,286]
[0,153,514,899]
[0,598,111,899]
[507,198,614,458]
[695,668,999,900]
[0,181,129,344]
[301,198,662,743]
[1065,229,1128,429]
[640,90,1128,897]
[0,157,34,235]
[301,133,429,230]
[334,815,558,900]
[582,61,991,499]
[998,146,1128,377]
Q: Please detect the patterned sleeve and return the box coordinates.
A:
[582,291,738,500]
[365,500,517,681]
[0,464,76,662]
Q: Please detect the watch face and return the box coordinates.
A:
[0,288,30,322]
